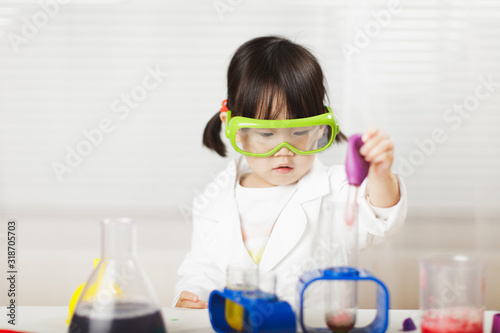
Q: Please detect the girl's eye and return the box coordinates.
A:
[293,130,309,136]
[259,132,273,137]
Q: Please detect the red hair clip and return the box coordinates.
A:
[220,99,229,112]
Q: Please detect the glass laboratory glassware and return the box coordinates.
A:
[68,218,167,333]
[225,266,259,331]
[419,254,485,333]
[323,201,358,333]
[299,133,369,332]
[258,271,277,298]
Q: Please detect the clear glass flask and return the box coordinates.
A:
[68,218,167,333]
[323,200,358,333]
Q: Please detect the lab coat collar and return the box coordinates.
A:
[193,155,331,273]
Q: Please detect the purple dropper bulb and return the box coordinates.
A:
[344,134,370,226]
[345,134,370,186]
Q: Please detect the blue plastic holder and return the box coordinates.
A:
[208,288,296,333]
[297,267,390,333]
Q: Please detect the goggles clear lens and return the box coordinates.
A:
[235,124,332,155]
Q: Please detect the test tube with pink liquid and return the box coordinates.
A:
[324,134,370,332]
[323,202,359,332]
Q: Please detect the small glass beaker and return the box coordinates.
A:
[68,218,166,333]
[225,266,259,331]
[258,272,277,299]
[419,254,485,333]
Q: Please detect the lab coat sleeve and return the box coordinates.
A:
[356,174,407,249]
[171,212,225,306]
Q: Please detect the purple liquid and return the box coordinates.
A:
[69,303,166,333]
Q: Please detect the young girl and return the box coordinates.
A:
[173,36,407,308]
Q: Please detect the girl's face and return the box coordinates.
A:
[221,110,317,188]
[243,150,315,187]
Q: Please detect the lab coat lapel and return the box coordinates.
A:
[258,158,330,273]
[258,194,307,273]
[198,157,255,273]
[211,197,255,273]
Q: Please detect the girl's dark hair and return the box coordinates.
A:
[203,36,346,157]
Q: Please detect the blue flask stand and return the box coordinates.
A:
[208,288,296,333]
[297,267,390,333]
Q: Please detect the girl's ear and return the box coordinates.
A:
[219,112,227,125]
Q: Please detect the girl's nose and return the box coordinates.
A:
[274,146,294,157]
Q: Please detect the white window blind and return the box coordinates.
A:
[0,0,499,221]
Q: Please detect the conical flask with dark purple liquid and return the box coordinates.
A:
[68,218,167,333]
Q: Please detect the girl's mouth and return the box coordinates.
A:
[273,165,294,174]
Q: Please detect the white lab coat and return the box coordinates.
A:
[172,156,407,307]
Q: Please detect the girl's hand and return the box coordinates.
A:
[359,127,394,177]
[175,291,208,309]
[359,127,400,208]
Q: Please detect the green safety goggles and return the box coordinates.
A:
[224,106,339,157]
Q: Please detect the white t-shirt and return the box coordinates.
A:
[235,176,298,264]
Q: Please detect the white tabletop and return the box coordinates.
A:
[0,306,497,332]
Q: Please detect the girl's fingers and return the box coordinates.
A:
[360,131,388,156]
[176,290,208,308]
[179,290,199,302]
[362,126,379,142]
[178,299,208,309]
[364,138,394,162]
[370,151,394,167]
